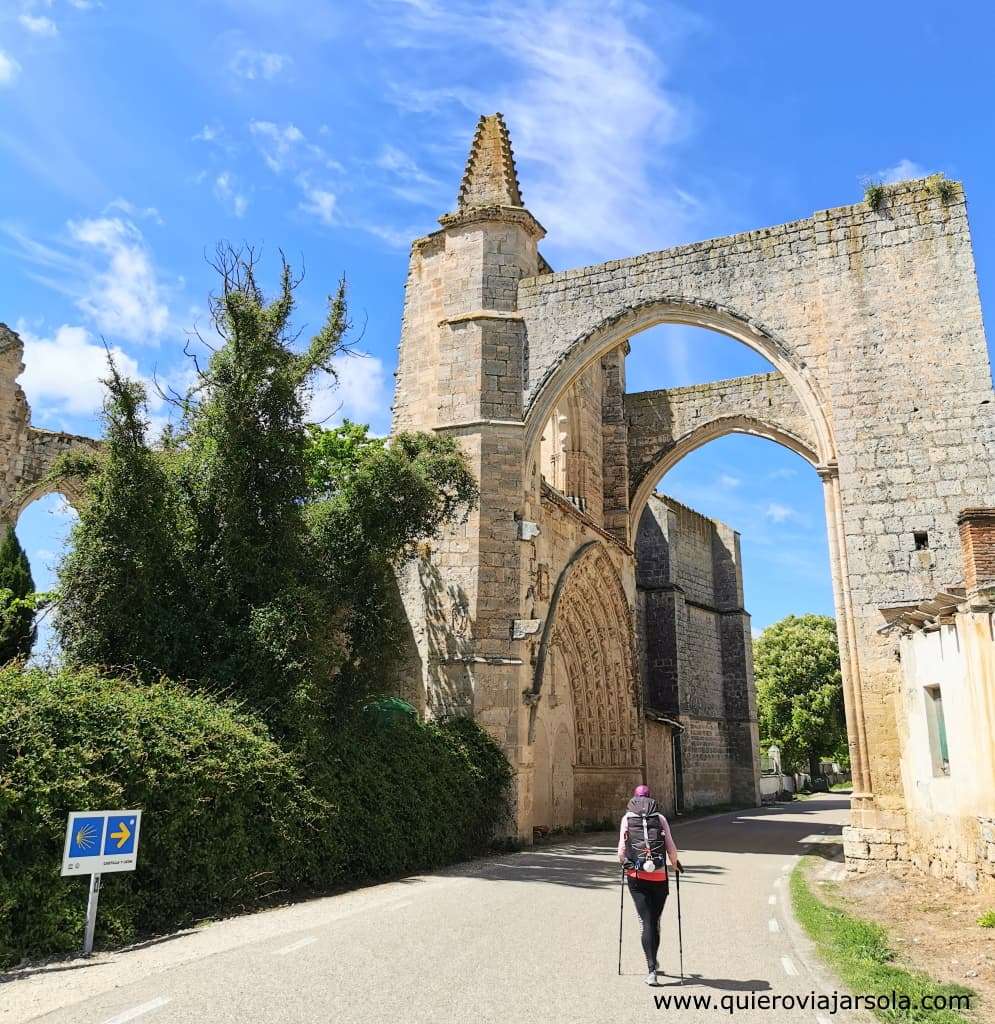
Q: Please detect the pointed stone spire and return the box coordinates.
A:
[456,113,524,210]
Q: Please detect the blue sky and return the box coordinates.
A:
[2,1,994,647]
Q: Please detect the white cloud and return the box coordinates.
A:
[383,0,704,259]
[19,14,58,36]
[718,473,741,489]
[764,502,795,524]
[0,51,22,85]
[767,467,798,480]
[214,171,249,217]
[67,216,170,343]
[309,352,388,426]
[249,120,305,172]
[874,158,928,185]
[193,124,222,143]
[105,198,164,224]
[375,144,443,206]
[299,185,336,225]
[230,48,290,81]
[17,323,162,417]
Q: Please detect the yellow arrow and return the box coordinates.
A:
[110,820,131,849]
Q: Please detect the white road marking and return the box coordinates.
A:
[768,894,777,905]
[273,937,317,955]
[768,918,780,933]
[101,997,171,1024]
[780,956,798,977]
[267,897,414,956]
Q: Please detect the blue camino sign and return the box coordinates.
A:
[62,810,143,876]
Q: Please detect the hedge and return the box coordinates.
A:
[0,666,511,968]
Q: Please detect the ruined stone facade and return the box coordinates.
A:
[392,113,995,850]
[636,494,759,814]
[0,325,95,522]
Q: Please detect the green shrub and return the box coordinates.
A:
[926,173,956,204]
[978,909,995,928]
[0,664,326,967]
[0,665,511,967]
[320,713,512,883]
[864,181,886,212]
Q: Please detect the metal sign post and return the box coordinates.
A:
[83,873,101,956]
[62,810,142,957]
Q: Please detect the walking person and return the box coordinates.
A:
[618,784,682,985]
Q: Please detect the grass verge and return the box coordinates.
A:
[790,859,977,1023]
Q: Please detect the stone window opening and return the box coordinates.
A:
[923,684,950,777]
[538,397,588,512]
[914,531,929,550]
[539,405,569,493]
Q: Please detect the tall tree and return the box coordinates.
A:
[0,526,36,663]
[53,247,477,733]
[754,613,846,777]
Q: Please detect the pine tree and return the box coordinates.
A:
[0,526,36,663]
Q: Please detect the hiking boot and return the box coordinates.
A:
[644,969,657,986]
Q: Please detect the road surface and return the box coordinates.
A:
[6,796,858,1024]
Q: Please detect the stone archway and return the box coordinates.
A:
[390,113,995,860]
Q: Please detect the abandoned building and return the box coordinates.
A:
[389,112,995,886]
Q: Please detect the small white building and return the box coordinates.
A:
[880,509,995,892]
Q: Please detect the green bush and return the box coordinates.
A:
[322,712,512,882]
[0,666,510,967]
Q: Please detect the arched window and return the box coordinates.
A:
[539,404,569,494]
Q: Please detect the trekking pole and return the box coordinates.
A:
[617,866,625,975]
[675,867,684,984]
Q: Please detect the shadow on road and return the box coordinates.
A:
[433,796,847,892]
[651,973,773,991]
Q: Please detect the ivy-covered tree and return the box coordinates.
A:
[0,526,37,663]
[754,613,847,777]
[304,421,477,693]
[54,248,476,733]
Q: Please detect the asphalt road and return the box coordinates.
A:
[6,796,858,1024]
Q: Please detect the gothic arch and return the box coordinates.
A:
[522,297,836,473]
[11,477,86,522]
[528,541,642,769]
[628,414,819,534]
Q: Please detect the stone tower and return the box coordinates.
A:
[392,115,545,781]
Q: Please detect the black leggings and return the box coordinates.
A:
[627,876,669,969]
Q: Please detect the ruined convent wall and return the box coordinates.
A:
[0,325,97,523]
[391,114,995,852]
[625,371,817,512]
[636,494,759,809]
[516,179,995,849]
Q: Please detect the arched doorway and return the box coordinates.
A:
[528,542,643,828]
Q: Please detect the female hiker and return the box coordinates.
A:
[618,784,682,985]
